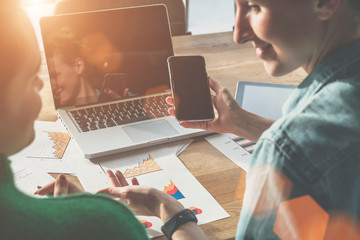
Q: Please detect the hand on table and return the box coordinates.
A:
[35,174,84,197]
[97,170,184,223]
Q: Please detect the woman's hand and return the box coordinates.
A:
[98,170,184,223]
[35,174,84,197]
[99,170,208,239]
[167,77,247,135]
[167,77,274,141]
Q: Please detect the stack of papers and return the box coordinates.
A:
[9,120,230,238]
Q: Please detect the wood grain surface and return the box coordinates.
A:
[41,31,307,240]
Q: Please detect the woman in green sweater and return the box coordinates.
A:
[0,2,208,239]
[0,3,148,239]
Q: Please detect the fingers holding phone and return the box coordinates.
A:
[167,55,215,122]
[166,74,247,135]
[99,73,129,102]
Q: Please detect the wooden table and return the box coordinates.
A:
[39,31,306,240]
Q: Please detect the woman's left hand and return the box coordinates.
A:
[35,174,84,197]
[98,170,185,222]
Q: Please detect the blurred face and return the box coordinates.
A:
[0,16,43,155]
[234,0,323,76]
[52,53,82,106]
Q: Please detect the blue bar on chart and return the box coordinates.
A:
[231,137,256,154]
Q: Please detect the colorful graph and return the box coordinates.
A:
[164,180,185,200]
[140,220,152,229]
[27,131,70,159]
[189,207,203,215]
[123,155,162,178]
[231,136,256,154]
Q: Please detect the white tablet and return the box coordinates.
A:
[235,81,296,120]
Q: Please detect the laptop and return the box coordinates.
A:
[235,81,296,120]
[40,5,207,159]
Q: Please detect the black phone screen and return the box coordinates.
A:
[99,73,128,102]
[168,56,214,121]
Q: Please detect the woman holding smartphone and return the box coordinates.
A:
[100,0,360,239]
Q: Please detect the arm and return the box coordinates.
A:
[167,77,274,142]
[98,170,208,240]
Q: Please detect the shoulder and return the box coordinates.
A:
[254,77,360,182]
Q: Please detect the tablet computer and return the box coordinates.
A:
[235,81,296,120]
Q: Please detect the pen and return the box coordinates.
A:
[34,186,42,195]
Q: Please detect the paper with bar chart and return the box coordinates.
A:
[205,133,253,171]
[26,131,70,159]
[10,121,75,173]
[74,147,229,238]
[102,154,229,238]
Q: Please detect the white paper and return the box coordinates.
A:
[11,163,54,197]
[120,155,230,238]
[175,139,193,155]
[9,121,75,174]
[206,133,253,171]
[72,139,193,193]
[70,148,108,194]
[72,145,229,238]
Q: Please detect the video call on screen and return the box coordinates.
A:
[41,6,173,108]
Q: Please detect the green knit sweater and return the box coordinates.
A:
[0,156,148,240]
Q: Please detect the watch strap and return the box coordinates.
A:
[161,209,198,240]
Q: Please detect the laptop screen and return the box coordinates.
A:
[40,4,173,109]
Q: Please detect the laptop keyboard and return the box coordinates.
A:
[69,94,171,132]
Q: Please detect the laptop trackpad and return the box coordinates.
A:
[123,120,178,143]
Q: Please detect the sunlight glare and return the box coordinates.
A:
[22,0,55,6]
[24,1,55,50]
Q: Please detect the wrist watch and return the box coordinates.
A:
[161,209,198,240]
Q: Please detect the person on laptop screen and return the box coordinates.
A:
[0,2,147,239]
[96,0,360,239]
[47,27,129,107]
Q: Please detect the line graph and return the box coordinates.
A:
[27,131,71,159]
[123,155,162,178]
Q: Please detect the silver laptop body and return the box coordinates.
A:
[40,5,207,159]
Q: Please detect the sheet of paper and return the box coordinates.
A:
[72,145,229,238]
[72,139,194,193]
[70,146,109,193]
[9,121,75,174]
[103,154,230,238]
[175,139,193,155]
[11,163,54,197]
[205,133,253,171]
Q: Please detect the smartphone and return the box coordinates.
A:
[167,55,214,122]
[99,73,128,102]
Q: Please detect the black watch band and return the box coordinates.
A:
[161,209,198,240]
